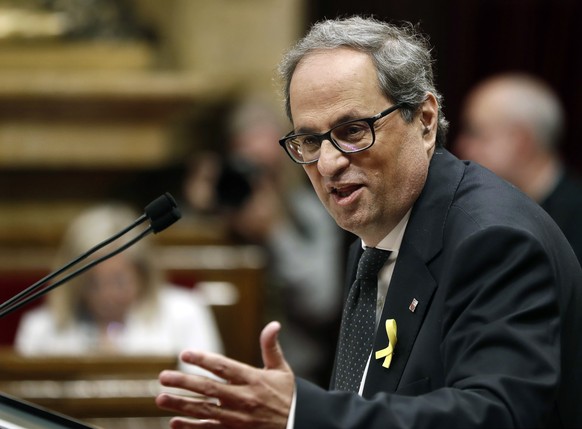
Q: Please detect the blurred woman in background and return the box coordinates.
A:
[15,203,223,358]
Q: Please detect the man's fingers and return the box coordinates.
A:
[159,370,237,403]
[260,321,287,370]
[156,392,219,417]
[158,333,293,428]
[168,417,221,429]
[157,393,248,428]
[179,350,252,385]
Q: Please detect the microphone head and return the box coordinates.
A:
[144,193,182,233]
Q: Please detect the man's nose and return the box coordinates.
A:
[317,139,349,177]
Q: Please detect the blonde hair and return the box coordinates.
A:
[48,203,164,329]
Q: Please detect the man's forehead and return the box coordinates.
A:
[289,49,382,116]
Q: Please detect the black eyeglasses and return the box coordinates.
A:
[279,103,403,164]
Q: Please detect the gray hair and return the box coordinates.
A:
[278,16,449,147]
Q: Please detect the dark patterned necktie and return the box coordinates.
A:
[335,247,391,392]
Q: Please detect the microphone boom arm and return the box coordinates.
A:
[0,192,181,319]
[0,225,153,319]
[0,214,149,315]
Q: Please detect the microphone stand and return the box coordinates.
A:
[0,225,152,319]
[0,193,181,319]
[0,214,148,317]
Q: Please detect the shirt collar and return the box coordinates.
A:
[362,209,411,253]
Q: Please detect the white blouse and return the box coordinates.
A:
[15,285,224,361]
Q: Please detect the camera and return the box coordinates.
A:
[215,156,263,209]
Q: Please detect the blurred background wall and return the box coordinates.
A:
[0,0,305,351]
[0,2,305,425]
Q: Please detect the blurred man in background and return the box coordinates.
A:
[455,73,582,265]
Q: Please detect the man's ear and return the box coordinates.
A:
[419,92,439,150]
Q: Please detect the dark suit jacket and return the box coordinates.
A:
[294,149,582,428]
[541,171,582,267]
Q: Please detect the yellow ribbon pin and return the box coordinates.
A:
[375,318,397,368]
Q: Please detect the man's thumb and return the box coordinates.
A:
[260,321,287,370]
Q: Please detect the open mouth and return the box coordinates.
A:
[331,184,362,199]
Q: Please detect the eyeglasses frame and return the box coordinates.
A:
[278,102,404,164]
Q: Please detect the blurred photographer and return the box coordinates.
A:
[183,95,345,385]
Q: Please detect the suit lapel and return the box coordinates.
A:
[330,149,465,394]
[363,243,436,396]
[362,149,465,396]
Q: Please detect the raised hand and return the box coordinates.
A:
[156,321,295,429]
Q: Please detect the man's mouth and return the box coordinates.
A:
[331,184,362,199]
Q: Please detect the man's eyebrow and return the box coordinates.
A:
[294,110,368,134]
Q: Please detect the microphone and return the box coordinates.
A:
[0,193,182,319]
[145,192,182,233]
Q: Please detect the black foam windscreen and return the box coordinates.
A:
[144,192,182,233]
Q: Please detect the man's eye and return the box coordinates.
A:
[336,123,367,142]
[301,136,320,146]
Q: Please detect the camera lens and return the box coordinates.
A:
[215,157,259,208]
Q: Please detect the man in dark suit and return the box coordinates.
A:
[156,16,582,428]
